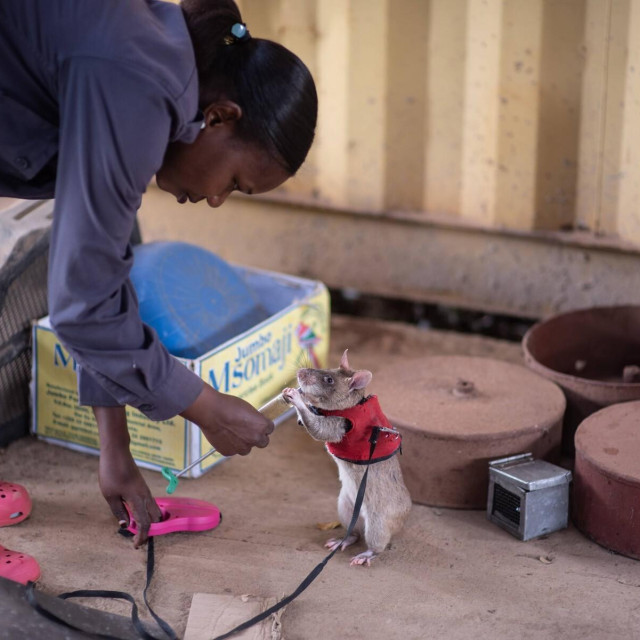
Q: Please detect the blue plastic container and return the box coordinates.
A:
[130,242,270,358]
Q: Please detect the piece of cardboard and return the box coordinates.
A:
[31,267,330,478]
[184,593,285,640]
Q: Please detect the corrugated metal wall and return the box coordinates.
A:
[239,0,640,241]
[141,0,640,318]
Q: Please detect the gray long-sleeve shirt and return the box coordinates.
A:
[0,0,205,420]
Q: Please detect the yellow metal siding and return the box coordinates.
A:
[234,0,640,244]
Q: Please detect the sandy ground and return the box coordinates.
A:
[2,316,639,639]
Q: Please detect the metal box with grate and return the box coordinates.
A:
[487,453,572,541]
[0,199,52,446]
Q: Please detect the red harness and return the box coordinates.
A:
[316,395,401,464]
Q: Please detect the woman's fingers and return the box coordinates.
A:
[106,495,130,528]
[104,491,162,547]
[129,496,162,548]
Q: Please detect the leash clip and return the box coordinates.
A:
[369,426,401,446]
[377,426,401,440]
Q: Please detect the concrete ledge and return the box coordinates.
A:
[139,188,640,320]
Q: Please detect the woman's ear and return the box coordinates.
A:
[203,100,243,128]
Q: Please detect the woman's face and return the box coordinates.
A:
[156,101,290,208]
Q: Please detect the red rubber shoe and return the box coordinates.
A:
[0,545,41,584]
[0,482,32,527]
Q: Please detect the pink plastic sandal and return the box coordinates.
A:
[125,497,221,537]
[0,545,41,584]
[0,482,32,527]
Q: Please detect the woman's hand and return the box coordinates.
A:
[93,406,162,548]
[181,384,274,456]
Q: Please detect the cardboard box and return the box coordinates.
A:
[31,267,330,478]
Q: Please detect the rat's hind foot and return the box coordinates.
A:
[325,533,359,551]
[350,550,378,567]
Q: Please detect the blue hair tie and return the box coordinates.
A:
[224,22,251,45]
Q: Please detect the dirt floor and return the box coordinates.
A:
[2,315,640,639]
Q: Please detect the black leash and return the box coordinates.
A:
[25,535,177,640]
[212,427,383,640]
[25,427,385,640]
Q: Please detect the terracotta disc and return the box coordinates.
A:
[372,356,565,508]
[573,401,640,559]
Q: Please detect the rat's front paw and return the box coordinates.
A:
[282,387,302,407]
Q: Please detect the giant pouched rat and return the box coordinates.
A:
[283,350,411,567]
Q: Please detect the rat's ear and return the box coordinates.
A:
[340,349,350,371]
[349,369,372,391]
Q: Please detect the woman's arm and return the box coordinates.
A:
[93,406,162,548]
[180,383,274,456]
[94,385,274,547]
